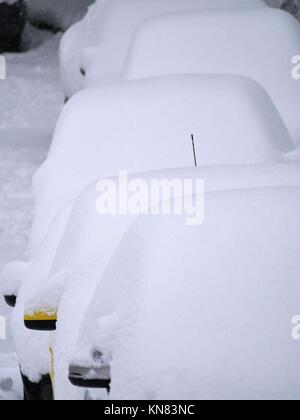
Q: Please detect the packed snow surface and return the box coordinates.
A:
[0,34,63,395]
[0,38,62,244]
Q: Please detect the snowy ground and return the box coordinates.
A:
[0,33,64,400]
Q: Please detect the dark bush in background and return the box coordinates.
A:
[0,0,26,53]
[24,0,94,32]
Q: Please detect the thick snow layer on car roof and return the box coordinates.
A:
[24,163,300,399]
[125,8,300,143]
[29,75,294,254]
[73,187,300,400]
[60,0,267,97]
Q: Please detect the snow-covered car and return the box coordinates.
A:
[25,163,300,399]
[60,0,268,99]
[125,7,300,143]
[23,75,297,260]
[2,74,297,399]
[68,184,300,400]
[0,0,25,53]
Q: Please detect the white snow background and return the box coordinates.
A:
[0,0,299,401]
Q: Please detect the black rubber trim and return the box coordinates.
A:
[24,319,57,331]
[69,374,111,392]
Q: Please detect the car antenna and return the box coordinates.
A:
[191,134,198,167]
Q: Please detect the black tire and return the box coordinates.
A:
[21,371,53,401]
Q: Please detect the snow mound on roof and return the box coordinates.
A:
[29,75,293,253]
[59,0,267,97]
[75,187,300,400]
[125,8,300,143]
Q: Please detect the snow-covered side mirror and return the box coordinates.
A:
[23,272,66,332]
[68,364,111,392]
[24,310,57,331]
[1,261,28,308]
